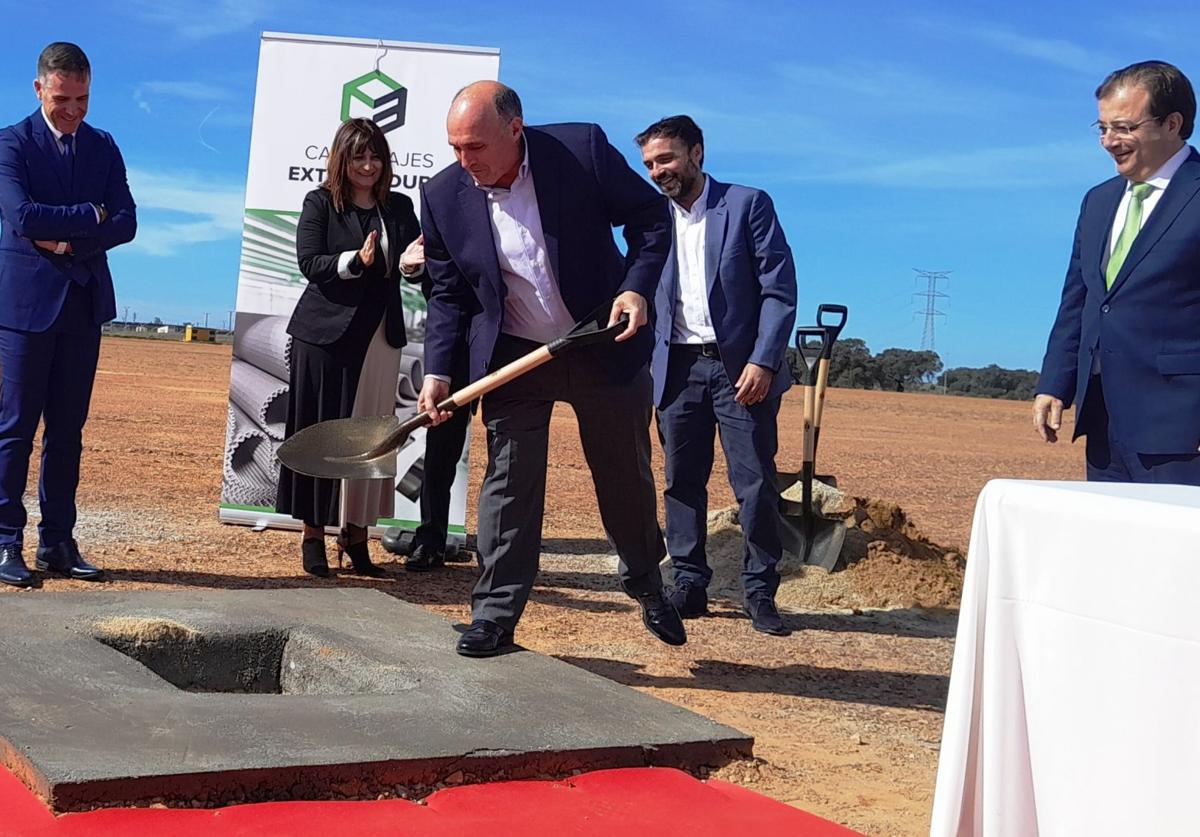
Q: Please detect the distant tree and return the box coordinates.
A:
[784,334,1029,399]
[153,316,163,325]
[827,337,878,389]
[874,348,942,392]
[945,364,1039,400]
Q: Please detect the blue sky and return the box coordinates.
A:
[2,1,1197,369]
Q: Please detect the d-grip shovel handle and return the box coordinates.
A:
[793,327,828,388]
[816,304,847,359]
[794,327,827,466]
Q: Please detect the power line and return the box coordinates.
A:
[912,268,950,352]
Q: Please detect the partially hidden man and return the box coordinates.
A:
[1036,61,1200,484]
[637,116,797,636]
[0,43,136,587]
[417,81,687,657]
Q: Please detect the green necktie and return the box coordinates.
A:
[1105,182,1155,289]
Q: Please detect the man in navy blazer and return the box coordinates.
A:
[636,115,797,636]
[0,43,136,587]
[1036,61,1200,483]
[417,81,686,656]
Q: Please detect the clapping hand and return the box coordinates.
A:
[359,229,379,267]
[400,234,425,277]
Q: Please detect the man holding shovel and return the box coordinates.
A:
[417,82,686,657]
[636,116,797,636]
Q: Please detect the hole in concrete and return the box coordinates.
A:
[92,617,419,696]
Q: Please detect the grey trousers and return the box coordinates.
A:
[473,334,665,631]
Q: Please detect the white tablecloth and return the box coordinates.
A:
[930,480,1200,837]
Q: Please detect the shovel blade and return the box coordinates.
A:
[779,513,846,572]
[778,474,838,517]
[276,416,404,480]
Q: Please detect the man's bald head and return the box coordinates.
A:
[450,81,523,123]
[446,81,525,188]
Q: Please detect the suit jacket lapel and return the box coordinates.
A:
[703,178,728,298]
[1088,178,1124,296]
[455,171,503,299]
[527,130,562,287]
[30,110,70,194]
[1107,150,1200,297]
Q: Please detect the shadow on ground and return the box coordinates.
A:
[557,655,948,711]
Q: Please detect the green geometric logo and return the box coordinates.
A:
[341,70,408,134]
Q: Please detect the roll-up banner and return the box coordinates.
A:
[219,32,500,545]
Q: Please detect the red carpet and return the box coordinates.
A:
[1,765,861,836]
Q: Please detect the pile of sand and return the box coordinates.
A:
[698,498,965,611]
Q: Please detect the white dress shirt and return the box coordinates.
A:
[1107,143,1193,255]
[669,175,717,344]
[477,140,575,344]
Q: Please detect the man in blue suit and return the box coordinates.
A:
[1036,61,1200,484]
[416,81,686,656]
[0,43,136,587]
[636,116,797,636]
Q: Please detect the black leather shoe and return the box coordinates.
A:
[405,543,445,572]
[666,579,709,618]
[35,539,103,581]
[0,544,33,588]
[635,591,687,646]
[455,620,514,657]
[745,595,791,636]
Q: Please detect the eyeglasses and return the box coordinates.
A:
[1091,117,1165,138]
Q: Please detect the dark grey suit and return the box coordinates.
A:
[420,123,671,630]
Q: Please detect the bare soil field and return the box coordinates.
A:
[2,338,1082,836]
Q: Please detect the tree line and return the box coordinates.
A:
[784,338,1039,400]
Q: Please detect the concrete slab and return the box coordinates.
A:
[0,590,751,811]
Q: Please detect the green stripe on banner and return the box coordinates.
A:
[375,519,467,534]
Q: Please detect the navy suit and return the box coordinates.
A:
[1039,147,1200,482]
[420,123,671,630]
[652,178,796,599]
[0,109,135,547]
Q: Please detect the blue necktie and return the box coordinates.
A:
[60,133,74,184]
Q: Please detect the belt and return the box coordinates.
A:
[673,342,720,359]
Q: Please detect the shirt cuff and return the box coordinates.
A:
[337,250,362,280]
[425,373,451,384]
[91,203,102,224]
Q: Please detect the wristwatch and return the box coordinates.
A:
[54,241,68,255]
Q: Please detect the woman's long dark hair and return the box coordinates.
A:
[323,118,393,212]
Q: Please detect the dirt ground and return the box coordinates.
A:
[1,338,1083,836]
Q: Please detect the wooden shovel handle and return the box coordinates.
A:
[364,345,557,460]
[439,345,555,411]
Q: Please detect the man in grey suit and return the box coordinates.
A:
[417,82,687,657]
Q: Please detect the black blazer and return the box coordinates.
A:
[288,187,419,348]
